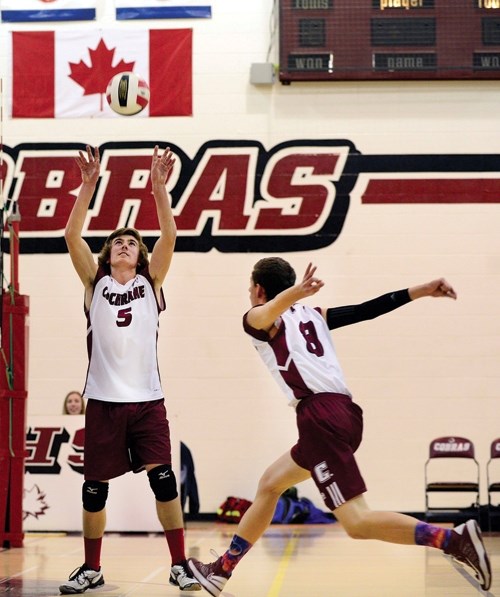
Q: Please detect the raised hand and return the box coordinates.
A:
[426,278,457,299]
[75,145,100,186]
[299,262,324,297]
[409,278,457,300]
[151,145,175,187]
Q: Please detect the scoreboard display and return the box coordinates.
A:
[279,0,500,82]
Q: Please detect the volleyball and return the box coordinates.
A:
[106,72,150,116]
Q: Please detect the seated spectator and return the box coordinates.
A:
[63,391,86,415]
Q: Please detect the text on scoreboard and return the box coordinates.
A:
[279,0,500,81]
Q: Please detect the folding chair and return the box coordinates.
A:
[424,436,480,524]
[487,437,500,531]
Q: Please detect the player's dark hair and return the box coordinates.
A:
[98,227,149,273]
[252,257,296,300]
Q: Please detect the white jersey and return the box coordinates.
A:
[244,303,350,408]
[83,266,165,403]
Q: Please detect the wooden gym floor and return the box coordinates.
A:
[0,522,498,597]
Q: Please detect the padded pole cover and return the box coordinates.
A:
[0,293,29,547]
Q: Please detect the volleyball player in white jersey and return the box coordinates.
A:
[188,257,492,595]
[59,145,200,594]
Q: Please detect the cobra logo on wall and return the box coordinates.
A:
[1,139,499,254]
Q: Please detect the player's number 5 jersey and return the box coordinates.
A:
[84,267,165,403]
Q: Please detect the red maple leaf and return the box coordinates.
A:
[68,39,135,112]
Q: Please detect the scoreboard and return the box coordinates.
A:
[279,0,500,82]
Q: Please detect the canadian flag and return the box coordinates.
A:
[10,29,192,118]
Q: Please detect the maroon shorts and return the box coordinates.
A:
[291,392,366,511]
[84,399,172,480]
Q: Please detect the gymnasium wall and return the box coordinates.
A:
[1,0,499,522]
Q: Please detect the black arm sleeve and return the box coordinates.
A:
[326,289,411,330]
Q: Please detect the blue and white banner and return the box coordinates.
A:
[1,0,96,22]
[115,0,211,20]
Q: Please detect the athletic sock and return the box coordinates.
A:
[220,535,253,574]
[165,528,186,566]
[415,521,452,549]
[84,537,102,570]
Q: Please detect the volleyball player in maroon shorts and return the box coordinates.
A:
[188,258,491,595]
[59,145,200,594]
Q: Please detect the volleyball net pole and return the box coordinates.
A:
[0,76,30,549]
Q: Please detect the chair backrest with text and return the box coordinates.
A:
[490,438,500,460]
[428,436,475,460]
[487,438,500,505]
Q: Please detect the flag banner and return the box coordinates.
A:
[115,0,211,20]
[1,0,96,22]
[11,29,192,118]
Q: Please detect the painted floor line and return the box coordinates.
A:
[267,531,299,597]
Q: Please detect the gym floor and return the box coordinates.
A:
[0,522,498,596]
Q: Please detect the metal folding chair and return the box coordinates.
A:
[424,436,480,524]
[487,437,500,531]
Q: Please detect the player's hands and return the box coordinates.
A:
[409,278,457,300]
[75,145,100,186]
[298,262,324,297]
[151,145,175,187]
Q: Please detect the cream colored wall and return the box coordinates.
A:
[1,0,499,516]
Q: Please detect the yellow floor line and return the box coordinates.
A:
[267,531,300,597]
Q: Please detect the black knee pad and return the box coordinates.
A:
[82,480,109,512]
[147,464,178,502]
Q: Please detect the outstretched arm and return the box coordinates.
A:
[65,145,100,290]
[148,145,177,289]
[324,278,457,330]
[246,263,324,332]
